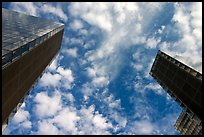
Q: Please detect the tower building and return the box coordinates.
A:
[149,50,202,135]
[2,8,64,128]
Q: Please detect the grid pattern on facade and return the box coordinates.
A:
[174,109,202,135]
[2,8,64,68]
[2,9,64,130]
[149,50,202,120]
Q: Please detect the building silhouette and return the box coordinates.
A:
[2,8,64,129]
[149,50,202,135]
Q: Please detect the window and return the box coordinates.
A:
[189,69,197,76]
[2,52,12,66]
[21,44,29,54]
[12,47,21,60]
[28,40,36,49]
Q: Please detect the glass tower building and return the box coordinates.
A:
[174,109,202,135]
[2,8,64,128]
[149,50,202,135]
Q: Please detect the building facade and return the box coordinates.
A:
[174,109,202,135]
[2,8,64,128]
[149,50,202,135]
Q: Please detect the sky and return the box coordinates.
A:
[2,2,202,135]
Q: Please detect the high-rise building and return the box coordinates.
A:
[149,50,202,135]
[174,109,202,135]
[2,8,64,128]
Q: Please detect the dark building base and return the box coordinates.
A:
[2,30,64,124]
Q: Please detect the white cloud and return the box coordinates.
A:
[35,120,60,135]
[64,93,75,103]
[159,2,202,73]
[21,121,32,129]
[52,108,80,134]
[70,19,83,30]
[12,109,30,124]
[10,2,38,16]
[39,66,74,89]
[10,2,68,22]
[86,67,97,78]
[145,37,161,49]
[133,120,155,135]
[92,76,109,88]
[39,73,61,87]
[145,83,164,95]
[41,4,68,22]
[79,29,88,36]
[64,37,84,46]
[69,2,112,32]
[132,51,141,60]
[158,25,165,34]
[77,105,113,135]
[92,114,112,129]
[34,91,62,118]
[132,63,144,71]
[11,108,32,130]
[99,90,127,131]
[63,47,78,58]
[57,67,74,83]
[69,2,166,83]
[80,83,94,100]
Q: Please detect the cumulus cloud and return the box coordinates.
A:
[77,105,113,135]
[145,37,161,49]
[34,103,114,135]
[80,83,94,99]
[132,63,144,71]
[86,67,97,78]
[92,76,109,88]
[92,114,112,129]
[57,67,74,89]
[63,48,78,58]
[64,93,75,103]
[10,2,37,16]
[52,108,80,134]
[12,108,32,129]
[132,120,156,135]
[39,66,74,89]
[70,19,83,30]
[145,83,164,95]
[41,4,68,22]
[35,120,60,135]
[12,109,30,124]
[64,37,84,46]
[69,2,113,32]
[33,91,62,118]
[39,73,61,87]
[69,2,166,84]
[9,2,68,22]
[159,2,202,73]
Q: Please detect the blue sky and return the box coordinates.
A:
[2,2,202,135]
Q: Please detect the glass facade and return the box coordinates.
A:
[2,8,64,67]
[174,110,202,135]
[150,50,202,135]
[2,8,64,130]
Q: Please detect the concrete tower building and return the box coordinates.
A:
[2,8,64,128]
